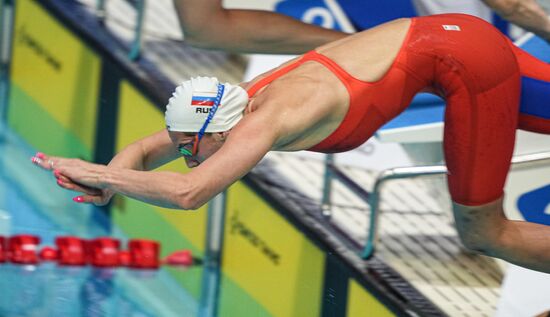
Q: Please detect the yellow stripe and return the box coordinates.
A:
[347,279,395,317]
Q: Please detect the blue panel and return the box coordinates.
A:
[275,0,417,32]
[408,93,445,108]
[518,36,550,62]
[381,93,445,130]
[275,0,344,31]
[517,184,550,225]
[491,13,509,37]
[516,35,550,120]
[337,0,418,30]
[520,77,550,119]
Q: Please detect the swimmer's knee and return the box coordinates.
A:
[452,198,507,255]
[456,228,493,254]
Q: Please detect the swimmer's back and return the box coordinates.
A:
[315,18,412,83]
[243,18,413,92]
[240,19,415,150]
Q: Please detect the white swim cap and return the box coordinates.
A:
[165,76,248,132]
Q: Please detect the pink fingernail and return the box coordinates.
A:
[57,179,63,185]
[73,196,84,203]
[36,152,45,159]
[54,170,60,178]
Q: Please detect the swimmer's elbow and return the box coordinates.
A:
[174,194,202,210]
[171,178,205,210]
[184,32,216,50]
[180,13,232,50]
[184,31,235,51]
[172,185,204,210]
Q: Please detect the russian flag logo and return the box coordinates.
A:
[191,92,217,107]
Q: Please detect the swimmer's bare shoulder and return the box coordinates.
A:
[240,56,302,92]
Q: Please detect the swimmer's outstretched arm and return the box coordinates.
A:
[34,108,280,209]
[99,111,278,209]
[33,129,182,205]
[106,129,182,172]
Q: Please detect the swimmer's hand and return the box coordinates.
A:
[31,152,114,206]
[71,189,114,206]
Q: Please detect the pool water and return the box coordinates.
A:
[0,122,203,317]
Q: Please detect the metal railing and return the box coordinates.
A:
[96,0,145,61]
[0,0,14,121]
[322,151,550,259]
[0,0,13,68]
[321,153,334,218]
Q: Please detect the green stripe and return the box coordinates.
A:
[112,196,204,300]
[7,83,93,159]
[218,274,272,317]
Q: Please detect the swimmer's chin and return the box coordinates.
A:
[184,156,206,168]
[188,160,200,168]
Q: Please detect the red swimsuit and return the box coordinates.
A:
[247,14,550,206]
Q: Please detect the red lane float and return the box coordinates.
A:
[8,235,41,264]
[56,236,87,266]
[89,237,120,267]
[128,239,160,269]
[0,234,196,269]
[0,236,5,263]
[163,250,193,266]
[39,246,58,261]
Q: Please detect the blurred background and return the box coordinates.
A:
[1,1,550,316]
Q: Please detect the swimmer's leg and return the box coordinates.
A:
[452,197,550,273]
[443,74,519,206]
[443,46,550,272]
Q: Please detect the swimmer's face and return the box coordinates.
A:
[168,131,226,168]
